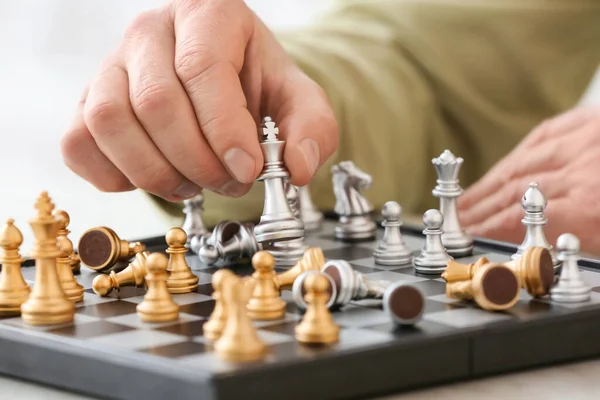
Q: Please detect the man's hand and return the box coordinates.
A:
[458,105,600,254]
[60,0,338,202]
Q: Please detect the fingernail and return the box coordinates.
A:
[299,138,320,176]
[173,181,201,199]
[219,180,248,197]
[224,148,256,183]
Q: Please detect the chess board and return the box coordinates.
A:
[2,218,600,400]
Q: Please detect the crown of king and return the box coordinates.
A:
[262,116,279,141]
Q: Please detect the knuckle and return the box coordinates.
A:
[60,128,87,164]
[130,164,180,195]
[84,100,126,136]
[131,79,174,116]
[188,164,229,190]
[174,38,216,85]
[124,10,161,39]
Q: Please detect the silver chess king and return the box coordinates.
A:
[432,150,473,257]
[253,117,304,244]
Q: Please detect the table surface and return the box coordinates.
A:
[1,1,600,399]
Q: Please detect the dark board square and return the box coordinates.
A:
[139,340,207,358]
[423,299,467,314]
[197,283,214,296]
[348,264,381,274]
[504,299,566,320]
[260,321,299,336]
[76,300,138,318]
[388,266,439,280]
[180,300,216,318]
[157,320,208,337]
[411,280,447,297]
[323,247,375,261]
[47,320,134,339]
[84,286,147,299]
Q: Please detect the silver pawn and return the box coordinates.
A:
[190,220,238,254]
[511,182,560,269]
[432,150,473,256]
[550,233,591,303]
[181,193,208,248]
[296,185,323,231]
[373,201,413,266]
[198,222,260,266]
[253,117,304,243]
[263,182,308,266]
[413,209,453,274]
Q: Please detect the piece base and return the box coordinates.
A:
[246,301,286,321]
[373,250,413,266]
[550,286,592,303]
[295,326,340,344]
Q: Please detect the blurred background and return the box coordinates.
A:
[0,0,599,254]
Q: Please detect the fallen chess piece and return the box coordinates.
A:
[0,219,31,317]
[136,253,179,323]
[274,247,326,290]
[197,221,260,266]
[295,272,340,345]
[413,209,454,274]
[442,246,555,297]
[331,160,377,241]
[92,252,149,297]
[445,263,520,311]
[550,233,591,303]
[78,226,146,273]
[246,251,286,320]
[165,227,198,294]
[181,193,208,248]
[373,201,412,266]
[382,281,426,326]
[190,220,239,255]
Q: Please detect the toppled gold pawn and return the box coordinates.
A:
[204,269,235,341]
[295,272,339,344]
[166,227,199,294]
[247,251,286,320]
[92,252,149,297]
[274,247,326,290]
[446,263,520,311]
[78,226,145,272]
[136,253,179,323]
[57,234,84,303]
[0,219,31,316]
[54,210,80,273]
[214,275,266,362]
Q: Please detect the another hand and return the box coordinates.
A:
[458,105,600,254]
[61,0,338,201]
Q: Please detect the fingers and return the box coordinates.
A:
[171,0,263,185]
[465,202,524,243]
[61,86,135,192]
[83,60,195,202]
[123,8,249,197]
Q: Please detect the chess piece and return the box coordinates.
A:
[190,220,238,255]
[203,269,236,341]
[550,234,591,303]
[295,272,340,344]
[78,226,146,272]
[511,182,560,269]
[383,281,425,326]
[181,193,208,248]
[413,209,453,274]
[21,192,75,325]
[137,253,179,323]
[442,247,555,297]
[432,150,473,256]
[446,263,520,311]
[373,201,413,266]
[292,270,337,311]
[331,161,376,241]
[263,182,308,266]
[166,227,199,294]
[56,233,84,303]
[214,275,266,361]
[92,252,149,297]
[274,247,326,289]
[253,116,304,243]
[296,185,323,231]
[198,222,260,266]
[54,210,80,273]
[246,251,286,320]
[0,219,31,316]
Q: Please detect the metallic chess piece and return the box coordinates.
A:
[204,269,236,341]
[0,219,31,316]
[78,226,146,273]
[181,193,209,248]
[296,185,323,231]
[165,228,199,294]
[56,231,84,303]
[413,209,453,274]
[92,252,149,297]
[275,247,326,290]
[382,281,425,326]
[246,251,286,320]
[295,272,340,344]
[54,210,80,273]
[331,161,376,241]
[198,222,260,266]
[432,150,473,256]
[511,182,560,269]
[253,117,304,244]
[373,201,413,266]
[550,233,591,303]
[136,253,179,323]
[190,220,238,255]
[292,270,338,311]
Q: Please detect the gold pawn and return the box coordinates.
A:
[57,234,84,303]
[136,253,179,323]
[165,227,199,294]
[274,247,326,290]
[0,219,31,316]
[54,210,80,273]
[92,252,149,297]
[21,192,75,325]
[78,226,146,273]
[214,275,266,362]
[246,251,286,320]
[295,272,339,344]
[203,269,235,341]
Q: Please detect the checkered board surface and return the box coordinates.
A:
[2,219,600,400]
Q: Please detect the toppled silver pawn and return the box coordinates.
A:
[550,233,591,303]
[198,222,260,266]
[413,209,453,274]
[373,201,412,266]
